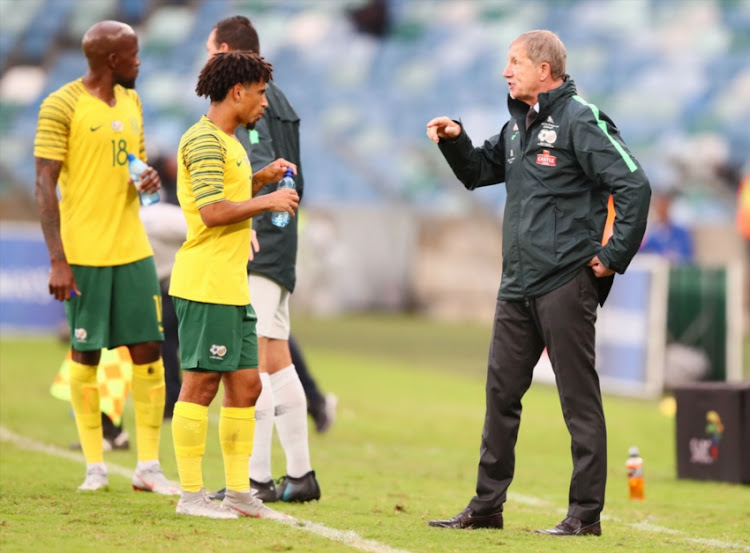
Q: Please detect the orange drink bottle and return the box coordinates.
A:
[626,446,644,500]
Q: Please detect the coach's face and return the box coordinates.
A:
[502,40,542,105]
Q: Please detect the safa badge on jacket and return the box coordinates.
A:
[536,115,559,166]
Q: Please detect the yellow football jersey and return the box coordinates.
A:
[33,79,153,266]
[169,116,253,306]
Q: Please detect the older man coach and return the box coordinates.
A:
[426,29,651,536]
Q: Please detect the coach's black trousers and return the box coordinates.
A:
[468,267,607,522]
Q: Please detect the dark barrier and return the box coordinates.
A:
[674,383,750,484]
[667,266,727,381]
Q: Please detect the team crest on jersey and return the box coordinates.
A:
[112,120,124,132]
[210,344,227,360]
[536,150,557,166]
[74,328,88,341]
[130,118,139,132]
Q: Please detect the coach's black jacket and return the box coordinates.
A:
[438,77,650,304]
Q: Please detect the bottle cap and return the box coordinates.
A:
[628,446,640,456]
[284,168,293,178]
[127,153,136,162]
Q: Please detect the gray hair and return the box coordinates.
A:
[514,30,567,80]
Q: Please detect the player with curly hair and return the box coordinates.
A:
[169,51,299,519]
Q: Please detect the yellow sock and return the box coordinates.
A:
[219,406,255,492]
[172,401,208,493]
[131,359,166,462]
[69,361,103,464]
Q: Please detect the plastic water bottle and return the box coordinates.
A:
[127,153,160,206]
[626,446,644,500]
[271,168,295,227]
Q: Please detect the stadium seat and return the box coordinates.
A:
[117,0,151,24]
[66,0,118,43]
[140,5,195,56]
[1,0,749,209]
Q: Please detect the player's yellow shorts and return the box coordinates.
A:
[173,298,258,372]
[65,256,163,351]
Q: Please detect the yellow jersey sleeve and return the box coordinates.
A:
[183,130,227,207]
[33,80,81,161]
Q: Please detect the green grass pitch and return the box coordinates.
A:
[1,314,748,553]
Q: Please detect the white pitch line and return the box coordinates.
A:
[2,426,747,552]
[508,491,554,507]
[509,491,750,551]
[0,426,412,553]
[279,519,413,553]
[0,426,135,480]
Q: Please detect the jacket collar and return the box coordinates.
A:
[507,75,577,121]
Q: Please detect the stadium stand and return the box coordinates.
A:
[0,0,748,215]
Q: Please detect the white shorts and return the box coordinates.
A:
[249,273,290,340]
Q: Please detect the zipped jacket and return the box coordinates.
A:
[439,77,651,303]
[236,81,303,293]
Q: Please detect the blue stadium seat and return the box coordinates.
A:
[66,0,118,42]
[15,0,72,64]
[118,0,151,24]
[0,33,15,68]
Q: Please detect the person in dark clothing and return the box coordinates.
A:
[426,30,651,536]
[159,284,180,418]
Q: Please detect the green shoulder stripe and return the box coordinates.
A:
[572,95,637,172]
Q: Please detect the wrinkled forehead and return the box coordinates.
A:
[508,39,529,59]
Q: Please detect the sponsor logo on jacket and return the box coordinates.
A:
[536,150,557,166]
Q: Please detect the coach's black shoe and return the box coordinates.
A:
[277,470,321,502]
[535,516,601,536]
[208,488,226,501]
[428,507,503,529]
[250,478,279,503]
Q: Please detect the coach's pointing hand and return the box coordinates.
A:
[426,117,462,143]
